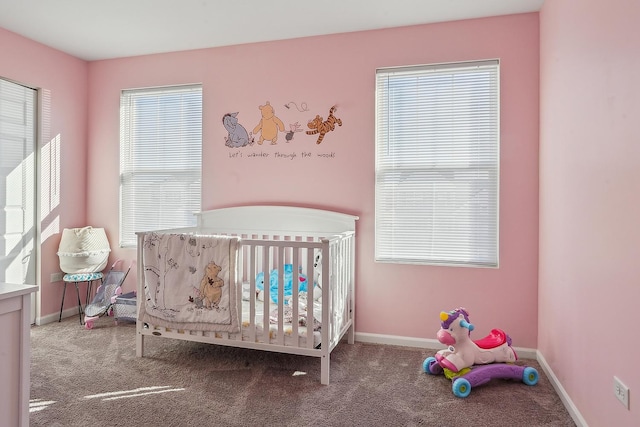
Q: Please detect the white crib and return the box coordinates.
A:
[136,205,358,384]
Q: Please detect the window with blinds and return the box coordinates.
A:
[119,84,202,247]
[375,60,499,267]
[0,78,37,286]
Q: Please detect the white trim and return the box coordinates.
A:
[32,88,43,326]
[37,307,82,326]
[354,332,538,359]
[536,351,588,427]
[376,58,500,75]
[356,332,444,349]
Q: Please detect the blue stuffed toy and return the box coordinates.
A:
[256,264,309,303]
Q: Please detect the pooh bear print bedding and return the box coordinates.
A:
[140,233,241,333]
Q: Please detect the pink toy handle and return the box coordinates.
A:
[109,258,135,271]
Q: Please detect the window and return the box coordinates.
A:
[119,84,202,247]
[375,60,499,267]
[0,78,37,286]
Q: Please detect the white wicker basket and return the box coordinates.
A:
[57,226,111,274]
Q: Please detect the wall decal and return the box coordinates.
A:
[222,112,254,148]
[306,105,342,144]
[222,101,342,161]
[284,101,309,112]
[253,101,285,145]
[285,122,303,142]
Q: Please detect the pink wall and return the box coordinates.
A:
[539,0,639,425]
[87,13,540,346]
[0,28,89,318]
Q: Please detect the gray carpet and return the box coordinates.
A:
[30,317,576,426]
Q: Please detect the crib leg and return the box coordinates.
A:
[136,328,144,357]
[321,354,330,385]
[348,323,355,345]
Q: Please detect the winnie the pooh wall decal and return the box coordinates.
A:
[222,112,254,148]
[253,101,285,145]
[306,105,342,144]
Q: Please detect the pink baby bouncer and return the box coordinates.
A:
[83,260,133,329]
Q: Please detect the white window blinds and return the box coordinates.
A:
[0,78,37,283]
[119,84,202,247]
[375,60,499,267]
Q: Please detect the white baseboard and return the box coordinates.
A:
[355,332,444,350]
[36,307,83,326]
[354,332,537,359]
[536,350,588,427]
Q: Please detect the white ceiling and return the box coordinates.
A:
[0,0,543,61]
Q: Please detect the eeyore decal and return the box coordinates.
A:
[223,112,254,148]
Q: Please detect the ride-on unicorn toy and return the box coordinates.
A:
[423,307,539,398]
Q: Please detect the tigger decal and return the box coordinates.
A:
[306,106,342,144]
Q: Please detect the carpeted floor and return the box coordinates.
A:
[30,316,576,426]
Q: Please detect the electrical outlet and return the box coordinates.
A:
[614,376,630,409]
[50,272,64,282]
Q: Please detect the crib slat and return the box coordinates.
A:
[248,244,257,342]
[261,244,270,344]
[321,239,331,352]
[291,249,300,346]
